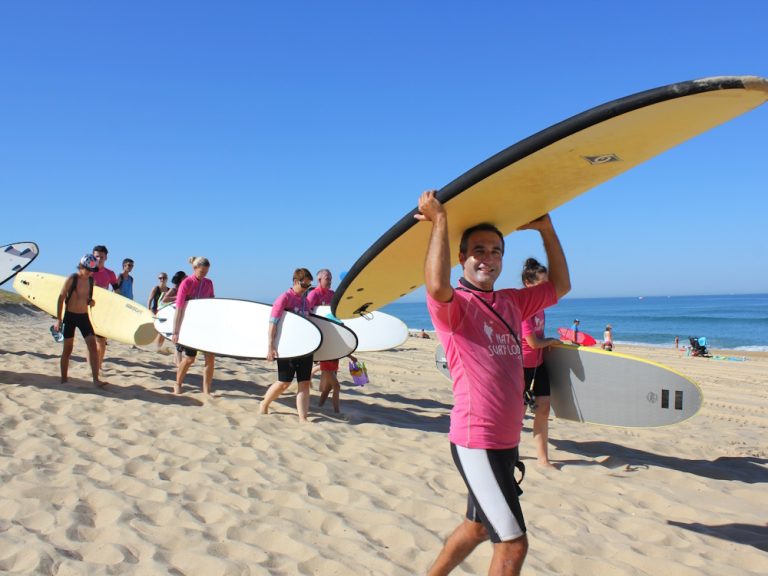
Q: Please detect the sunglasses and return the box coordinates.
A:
[300,281,312,288]
[158,277,167,280]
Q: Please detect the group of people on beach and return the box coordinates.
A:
[54,190,573,575]
[54,247,351,418]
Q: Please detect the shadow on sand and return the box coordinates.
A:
[550,439,768,484]
[668,520,768,552]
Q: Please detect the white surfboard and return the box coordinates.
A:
[13,271,156,346]
[544,344,702,427]
[1,242,39,286]
[154,299,322,359]
[307,314,358,361]
[314,306,409,352]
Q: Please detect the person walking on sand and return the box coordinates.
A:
[115,258,135,299]
[602,324,614,351]
[147,272,170,352]
[260,268,315,422]
[416,190,570,576]
[520,258,562,470]
[91,245,119,371]
[54,255,105,387]
[172,257,215,395]
[306,268,357,414]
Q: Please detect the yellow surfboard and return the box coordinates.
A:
[13,271,157,346]
[332,76,768,317]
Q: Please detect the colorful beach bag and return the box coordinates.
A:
[348,360,369,386]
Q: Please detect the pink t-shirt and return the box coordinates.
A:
[175,275,214,311]
[522,311,546,369]
[427,281,557,449]
[271,288,310,321]
[92,267,117,290]
[306,286,334,309]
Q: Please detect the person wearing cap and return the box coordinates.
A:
[54,255,104,386]
[91,245,118,371]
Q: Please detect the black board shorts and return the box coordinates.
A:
[62,311,95,339]
[277,355,313,383]
[523,363,551,397]
[451,443,526,543]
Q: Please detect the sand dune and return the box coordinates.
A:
[0,307,765,574]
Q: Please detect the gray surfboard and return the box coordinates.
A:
[544,344,702,427]
[434,343,702,427]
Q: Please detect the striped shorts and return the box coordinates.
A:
[450,443,526,543]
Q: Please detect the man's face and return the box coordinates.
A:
[123,261,134,273]
[459,230,503,290]
[93,250,107,269]
[319,273,332,290]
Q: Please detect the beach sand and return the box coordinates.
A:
[0,306,766,575]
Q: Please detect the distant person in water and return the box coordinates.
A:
[520,258,562,470]
[261,268,314,422]
[172,257,215,395]
[602,325,614,351]
[54,255,104,387]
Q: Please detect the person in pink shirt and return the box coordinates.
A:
[520,257,562,470]
[416,190,570,576]
[172,257,215,395]
[91,245,119,371]
[260,268,314,422]
[306,268,356,413]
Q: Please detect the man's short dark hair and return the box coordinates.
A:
[123,258,134,266]
[459,223,505,256]
[93,245,108,254]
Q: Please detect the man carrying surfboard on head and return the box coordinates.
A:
[415,190,571,576]
[91,245,118,372]
[54,255,105,387]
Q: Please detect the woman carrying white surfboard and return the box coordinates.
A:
[260,268,315,422]
[520,258,562,470]
[172,257,215,395]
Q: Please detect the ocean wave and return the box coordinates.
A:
[733,346,768,352]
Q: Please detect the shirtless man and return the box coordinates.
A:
[54,255,104,386]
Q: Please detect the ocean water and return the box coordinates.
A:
[381,293,768,351]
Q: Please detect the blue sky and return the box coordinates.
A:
[2,1,766,304]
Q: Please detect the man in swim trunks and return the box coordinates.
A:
[91,245,118,371]
[416,190,571,576]
[54,255,105,386]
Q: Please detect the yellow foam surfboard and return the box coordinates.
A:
[13,271,157,346]
[332,76,768,317]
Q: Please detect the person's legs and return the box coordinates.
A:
[60,338,74,383]
[533,397,555,468]
[202,353,215,395]
[84,335,102,385]
[427,519,488,576]
[175,353,196,394]
[489,534,528,576]
[296,380,311,422]
[330,373,340,413]
[318,371,332,406]
[260,381,291,413]
[96,336,107,370]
